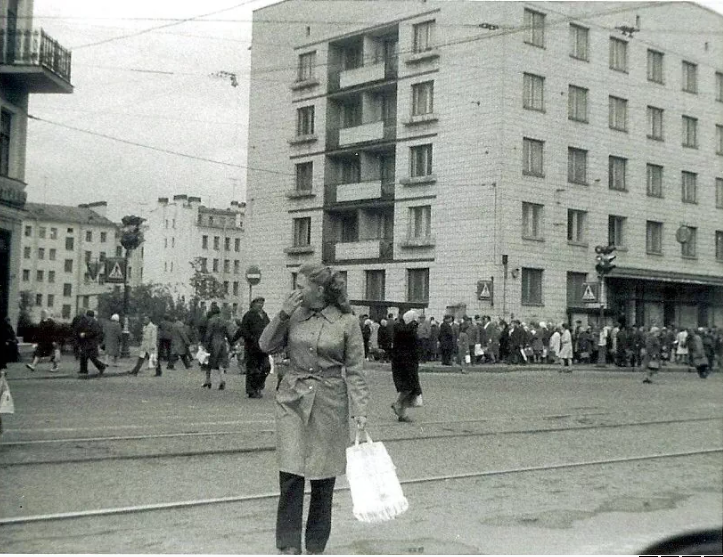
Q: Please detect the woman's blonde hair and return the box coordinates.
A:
[298,263,352,314]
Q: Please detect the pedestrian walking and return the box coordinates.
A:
[76,310,106,376]
[558,323,573,371]
[377,318,391,362]
[391,309,424,420]
[25,309,60,372]
[675,328,689,364]
[548,326,561,365]
[689,328,710,378]
[642,326,662,384]
[439,315,455,366]
[102,314,123,367]
[169,315,192,370]
[202,305,233,390]
[128,316,159,376]
[234,296,271,398]
[157,315,173,368]
[259,263,368,556]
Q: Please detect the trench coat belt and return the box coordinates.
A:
[279,367,343,426]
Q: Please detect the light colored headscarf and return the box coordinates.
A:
[402,309,418,325]
[111,314,120,322]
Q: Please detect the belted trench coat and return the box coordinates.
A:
[259,305,368,480]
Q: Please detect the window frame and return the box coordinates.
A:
[568,85,588,123]
[521,268,544,306]
[682,115,698,148]
[295,162,313,192]
[716,230,723,261]
[522,73,545,112]
[411,81,434,116]
[646,163,664,198]
[682,61,698,93]
[522,201,544,240]
[716,124,723,155]
[647,49,664,84]
[522,137,544,177]
[410,144,433,177]
[567,147,588,185]
[647,106,664,140]
[646,221,663,255]
[297,51,316,81]
[0,109,11,176]
[608,215,626,248]
[365,270,386,301]
[413,20,435,53]
[681,171,697,204]
[567,209,587,244]
[609,37,628,72]
[681,226,697,258]
[717,178,723,209]
[609,95,628,132]
[569,24,589,61]
[408,205,432,239]
[406,268,429,302]
[296,105,315,136]
[523,8,545,48]
[716,72,723,102]
[292,217,312,247]
[608,156,627,192]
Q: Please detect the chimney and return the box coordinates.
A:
[173,194,188,203]
[188,196,201,208]
[158,197,169,206]
[86,201,108,218]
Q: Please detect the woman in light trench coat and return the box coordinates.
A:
[259,263,368,555]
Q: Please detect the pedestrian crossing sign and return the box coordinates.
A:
[581,282,599,303]
[104,258,126,284]
[476,279,493,302]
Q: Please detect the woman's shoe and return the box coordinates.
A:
[398,415,412,423]
[202,382,212,389]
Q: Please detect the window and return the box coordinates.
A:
[223,281,229,295]
[412,81,434,116]
[295,162,313,192]
[0,109,11,176]
[48,270,55,283]
[410,144,433,177]
[682,171,697,203]
[521,268,543,305]
[567,209,586,244]
[717,72,723,102]
[569,24,588,60]
[413,21,435,52]
[212,258,219,272]
[293,217,311,247]
[523,9,545,47]
[646,221,663,254]
[85,231,92,242]
[38,248,45,260]
[36,294,42,306]
[234,238,240,252]
[647,49,664,83]
[717,178,723,208]
[681,226,697,258]
[49,248,56,261]
[65,237,74,250]
[523,73,544,111]
[233,281,239,296]
[84,250,91,263]
[365,270,385,300]
[646,164,663,198]
[23,246,30,259]
[36,270,43,282]
[224,238,231,251]
[297,51,315,81]
[568,147,587,185]
[567,272,588,306]
[608,215,626,247]
[522,202,544,239]
[647,106,664,140]
[407,268,429,302]
[22,269,29,281]
[62,304,71,319]
[224,259,230,273]
[47,294,54,308]
[234,260,240,274]
[568,85,588,122]
[63,283,72,297]
[522,138,544,177]
[116,246,122,257]
[100,232,107,243]
[609,96,627,131]
[608,156,627,191]
[67,228,73,234]
[200,257,208,271]
[64,259,73,273]
[202,235,208,249]
[682,116,698,148]
[717,125,723,155]
[50,228,57,239]
[716,231,723,261]
[39,227,46,239]
[24,225,31,237]
[609,38,627,72]
[682,61,697,93]
[82,296,90,309]
[408,205,431,239]
[213,236,220,250]
[296,106,315,136]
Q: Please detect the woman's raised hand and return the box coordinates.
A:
[281,290,303,317]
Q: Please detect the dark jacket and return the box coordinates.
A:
[391,320,421,396]
[235,309,270,357]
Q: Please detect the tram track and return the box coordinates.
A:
[1,414,719,467]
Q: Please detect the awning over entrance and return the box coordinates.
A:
[609,267,723,287]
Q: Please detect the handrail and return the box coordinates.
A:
[0,28,72,83]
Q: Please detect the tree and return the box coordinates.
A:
[120,215,145,252]
[189,257,226,301]
[97,284,175,341]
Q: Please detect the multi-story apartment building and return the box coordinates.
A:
[245,0,723,327]
[20,202,143,322]
[142,195,247,315]
[0,0,72,325]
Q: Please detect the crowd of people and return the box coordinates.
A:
[359,313,723,380]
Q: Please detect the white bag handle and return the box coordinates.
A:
[354,429,374,446]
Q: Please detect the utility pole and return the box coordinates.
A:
[594,245,617,367]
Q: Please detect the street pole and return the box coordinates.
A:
[120,248,130,358]
[596,274,606,367]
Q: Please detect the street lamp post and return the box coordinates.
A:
[119,215,145,358]
[594,245,617,367]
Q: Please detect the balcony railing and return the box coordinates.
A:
[0,174,27,209]
[0,28,72,85]
[326,118,396,150]
[322,238,393,263]
[325,180,394,204]
[328,57,397,92]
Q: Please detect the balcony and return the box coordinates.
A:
[0,29,73,93]
[327,119,396,150]
[328,59,397,92]
[328,180,394,204]
[323,238,393,262]
[0,174,27,209]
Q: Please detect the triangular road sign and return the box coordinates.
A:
[480,283,490,298]
[582,284,597,302]
[107,262,124,280]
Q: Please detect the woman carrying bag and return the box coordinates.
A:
[259,263,368,555]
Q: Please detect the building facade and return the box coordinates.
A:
[245,0,723,327]
[1,0,72,325]
[142,195,247,316]
[20,202,143,322]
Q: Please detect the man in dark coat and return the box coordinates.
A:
[234,297,270,398]
[391,310,422,422]
[77,310,106,376]
[157,315,173,367]
[439,315,455,365]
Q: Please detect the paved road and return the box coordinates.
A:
[1,358,721,554]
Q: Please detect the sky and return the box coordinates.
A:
[24,0,723,222]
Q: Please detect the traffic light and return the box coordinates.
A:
[594,245,617,276]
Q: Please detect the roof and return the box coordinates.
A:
[23,202,117,227]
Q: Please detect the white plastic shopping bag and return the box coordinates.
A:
[147,351,158,369]
[196,346,209,365]
[0,372,15,414]
[346,430,408,523]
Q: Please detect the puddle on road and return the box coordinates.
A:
[335,537,482,555]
